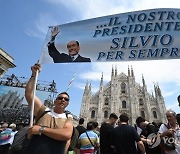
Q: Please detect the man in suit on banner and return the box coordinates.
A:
[47,26,91,63]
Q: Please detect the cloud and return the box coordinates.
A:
[74,81,99,93]
[166,100,180,112]
[24,13,58,39]
[46,0,180,20]
[163,90,176,97]
[31,0,180,39]
[78,59,180,95]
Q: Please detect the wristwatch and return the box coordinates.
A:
[39,126,45,135]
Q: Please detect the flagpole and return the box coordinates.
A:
[66,72,77,93]
[29,70,39,127]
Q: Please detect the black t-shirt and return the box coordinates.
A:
[144,123,163,154]
[111,124,141,154]
[100,122,115,154]
[75,125,86,137]
[22,134,66,154]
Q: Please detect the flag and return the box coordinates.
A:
[39,8,180,64]
[66,72,77,92]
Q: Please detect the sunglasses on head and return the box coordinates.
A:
[56,96,69,101]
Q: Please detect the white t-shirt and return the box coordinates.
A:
[0,128,16,145]
[158,124,180,154]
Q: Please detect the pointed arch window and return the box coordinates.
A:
[139,98,144,106]
[153,111,157,119]
[105,97,109,105]
[91,110,95,118]
[104,110,108,118]
[121,82,126,93]
[141,111,145,118]
[122,100,126,108]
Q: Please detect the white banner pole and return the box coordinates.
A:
[29,70,39,127]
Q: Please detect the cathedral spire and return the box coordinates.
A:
[152,90,155,99]
[131,66,134,77]
[89,81,91,92]
[83,80,89,95]
[142,74,146,87]
[100,72,104,92]
[100,72,103,87]
[111,65,114,77]
[157,83,162,97]
[128,65,130,76]
[115,65,117,76]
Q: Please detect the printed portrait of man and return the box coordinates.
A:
[47,26,91,63]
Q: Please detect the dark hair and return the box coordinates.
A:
[58,92,70,99]
[76,41,79,46]
[119,114,129,122]
[93,121,98,128]
[67,41,79,47]
[109,113,118,119]
[136,116,145,126]
[79,118,84,125]
[87,121,94,130]
[176,113,180,125]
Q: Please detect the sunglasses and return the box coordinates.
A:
[56,96,69,102]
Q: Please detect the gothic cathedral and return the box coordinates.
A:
[80,66,167,125]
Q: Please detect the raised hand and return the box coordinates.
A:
[51,26,60,38]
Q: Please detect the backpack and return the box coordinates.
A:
[64,111,79,151]
[9,126,29,154]
[9,110,50,154]
[68,127,79,151]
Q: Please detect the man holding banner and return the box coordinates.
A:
[23,63,73,154]
[47,26,91,63]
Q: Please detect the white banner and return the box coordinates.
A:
[39,8,180,64]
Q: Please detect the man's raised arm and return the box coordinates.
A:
[25,63,43,116]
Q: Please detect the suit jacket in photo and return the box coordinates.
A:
[48,42,91,63]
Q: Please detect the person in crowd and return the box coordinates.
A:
[158,110,180,154]
[176,113,180,126]
[76,118,86,137]
[177,95,180,107]
[75,118,86,154]
[9,123,17,133]
[78,121,99,154]
[100,113,118,154]
[93,122,100,137]
[136,116,163,154]
[48,26,91,63]
[93,122,100,154]
[22,63,73,154]
[111,114,146,154]
[0,123,16,154]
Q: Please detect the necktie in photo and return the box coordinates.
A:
[71,56,75,61]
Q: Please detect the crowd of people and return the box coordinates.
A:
[0,63,180,154]
[0,110,180,154]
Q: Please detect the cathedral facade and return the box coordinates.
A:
[80,67,167,125]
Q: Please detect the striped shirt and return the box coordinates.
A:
[79,130,99,150]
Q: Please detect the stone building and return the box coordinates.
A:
[80,66,167,125]
[0,48,16,78]
[0,90,24,109]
